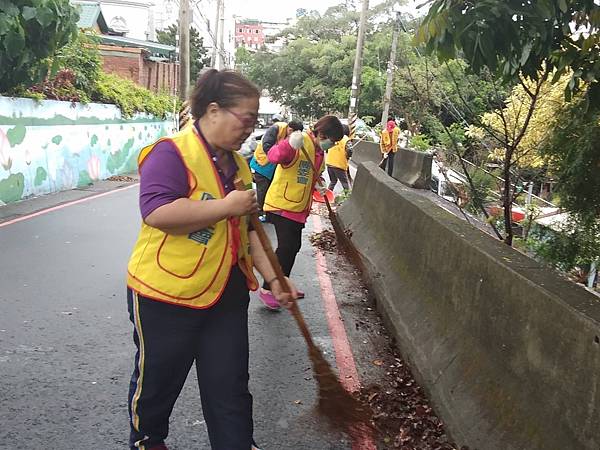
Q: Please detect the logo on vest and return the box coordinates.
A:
[189,227,214,245]
[297,160,311,185]
[188,192,216,245]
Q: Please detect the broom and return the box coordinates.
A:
[233,178,371,434]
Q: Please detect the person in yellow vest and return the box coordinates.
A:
[126,69,298,450]
[249,118,304,222]
[257,115,344,309]
[325,124,352,192]
[379,116,400,176]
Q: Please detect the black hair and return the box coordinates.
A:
[342,124,350,136]
[387,116,395,122]
[190,69,260,118]
[288,119,304,132]
[313,115,344,141]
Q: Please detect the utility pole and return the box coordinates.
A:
[380,10,401,127]
[217,0,225,69]
[210,0,223,69]
[178,0,190,101]
[348,0,369,117]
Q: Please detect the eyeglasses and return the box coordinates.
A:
[224,108,257,129]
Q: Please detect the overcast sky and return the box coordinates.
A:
[220,0,426,23]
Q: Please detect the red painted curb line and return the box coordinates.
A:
[312,214,376,450]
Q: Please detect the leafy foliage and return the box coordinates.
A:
[0,0,79,93]
[540,92,600,218]
[236,2,402,118]
[27,69,88,102]
[417,0,600,100]
[156,24,209,84]
[53,31,102,94]
[93,72,174,118]
[528,214,600,273]
[480,76,571,169]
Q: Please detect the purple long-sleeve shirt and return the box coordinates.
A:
[138,122,237,220]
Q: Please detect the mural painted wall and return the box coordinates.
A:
[0,97,174,205]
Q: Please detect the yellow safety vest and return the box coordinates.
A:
[253,122,288,166]
[326,135,350,170]
[127,124,258,308]
[264,132,324,213]
[380,127,400,153]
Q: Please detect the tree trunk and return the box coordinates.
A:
[503,147,514,246]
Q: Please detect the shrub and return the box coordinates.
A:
[0,0,78,93]
[93,72,174,119]
[409,134,431,152]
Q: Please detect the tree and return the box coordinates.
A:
[0,0,79,93]
[156,24,209,84]
[236,2,402,119]
[417,0,600,245]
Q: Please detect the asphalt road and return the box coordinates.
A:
[0,179,371,450]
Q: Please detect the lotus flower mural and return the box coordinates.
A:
[0,129,11,171]
[87,155,101,181]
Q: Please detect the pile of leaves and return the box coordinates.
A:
[106,175,136,182]
[357,344,468,450]
[308,229,338,252]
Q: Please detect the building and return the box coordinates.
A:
[72,0,179,95]
[235,19,264,49]
[234,17,293,51]
[98,0,156,41]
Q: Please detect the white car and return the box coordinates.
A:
[340,118,380,143]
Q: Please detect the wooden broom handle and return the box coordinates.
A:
[234,178,316,347]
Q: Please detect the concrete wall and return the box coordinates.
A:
[0,97,174,205]
[338,162,600,450]
[350,141,433,189]
[393,148,432,189]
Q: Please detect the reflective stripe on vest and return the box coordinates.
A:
[127,125,258,308]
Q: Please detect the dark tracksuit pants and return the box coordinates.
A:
[327,165,350,191]
[381,151,395,176]
[127,266,253,450]
[262,213,304,290]
[253,172,271,215]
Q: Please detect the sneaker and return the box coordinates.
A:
[258,288,281,310]
[297,290,305,299]
[258,214,268,223]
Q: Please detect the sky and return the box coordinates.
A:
[221,0,426,23]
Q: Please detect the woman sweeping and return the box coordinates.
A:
[257,115,344,310]
[126,69,298,450]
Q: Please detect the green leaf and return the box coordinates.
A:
[7,124,26,147]
[34,167,47,186]
[21,6,37,21]
[0,13,11,35]
[36,7,54,27]
[558,0,567,13]
[0,173,25,203]
[4,29,25,53]
[520,42,533,66]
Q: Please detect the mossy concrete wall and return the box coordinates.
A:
[338,162,600,450]
[0,97,174,205]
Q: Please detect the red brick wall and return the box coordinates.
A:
[99,44,178,96]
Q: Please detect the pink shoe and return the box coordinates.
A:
[259,289,281,310]
[297,290,305,299]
